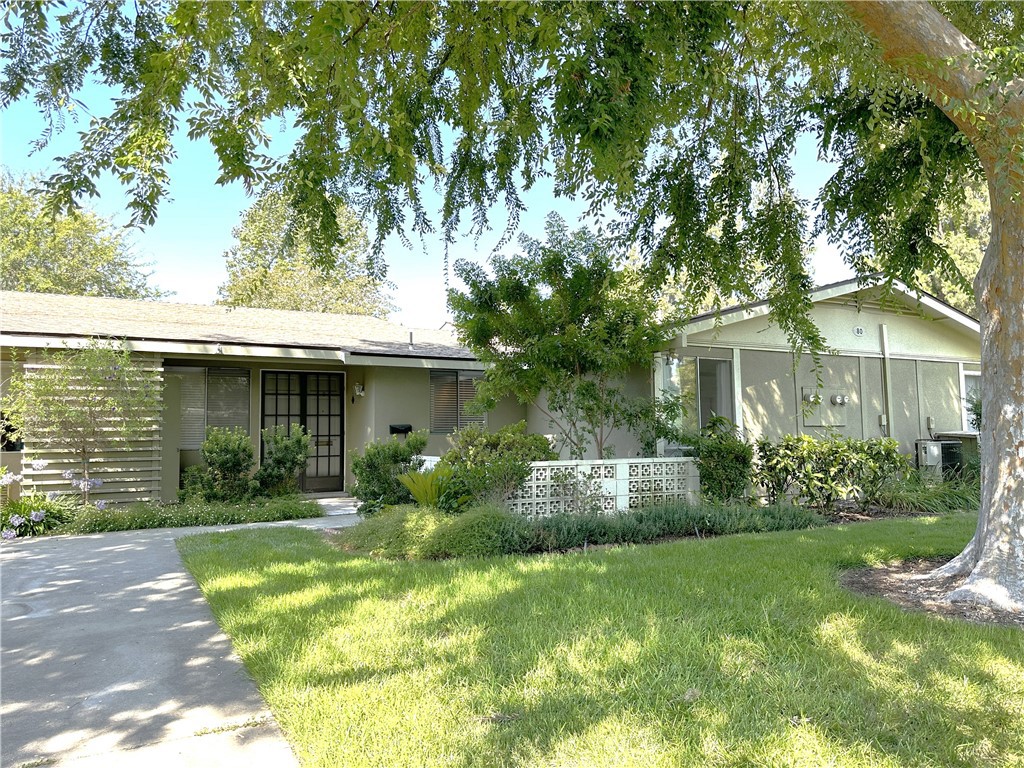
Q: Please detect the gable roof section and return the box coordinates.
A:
[0,291,475,361]
[683,276,980,337]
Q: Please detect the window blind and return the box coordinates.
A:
[178,369,207,450]
[431,370,485,432]
[458,372,485,427]
[207,368,250,431]
[430,371,459,432]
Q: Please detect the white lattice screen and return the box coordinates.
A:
[508,457,699,517]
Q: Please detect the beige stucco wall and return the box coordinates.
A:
[684,293,978,454]
[736,349,963,452]
[689,293,979,362]
[525,365,651,460]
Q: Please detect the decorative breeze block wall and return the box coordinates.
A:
[509,457,699,517]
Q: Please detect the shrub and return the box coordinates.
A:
[856,438,909,509]
[693,417,753,503]
[527,511,615,551]
[754,435,908,511]
[255,424,311,496]
[525,502,820,553]
[754,436,800,505]
[874,471,980,515]
[549,469,604,515]
[182,427,257,502]
[437,421,557,508]
[350,432,428,515]
[1,492,78,538]
[338,499,822,560]
[420,504,532,559]
[334,504,446,558]
[62,495,322,534]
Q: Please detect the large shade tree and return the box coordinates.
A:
[218,188,394,317]
[917,181,989,317]
[1,1,1021,610]
[0,173,166,299]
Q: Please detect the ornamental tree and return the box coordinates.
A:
[1,1,1021,609]
[450,214,676,459]
[2,339,161,504]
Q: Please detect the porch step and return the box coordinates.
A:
[306,493,360,516]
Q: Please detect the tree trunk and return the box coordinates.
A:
[845,1,1024,611]
[932,177,1024,611]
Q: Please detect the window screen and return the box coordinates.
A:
[697,358,733,426]
[178,369,207,450]
[207,368,250,431]
[173,367,251,449]
[962,371,981,431]
[430,370,485,432]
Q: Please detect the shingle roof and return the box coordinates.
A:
[1,291,475,360]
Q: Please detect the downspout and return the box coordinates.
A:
[731,347,744,440]
[879,324,894,438]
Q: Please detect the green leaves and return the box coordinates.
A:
[398,465,455,508]
[449,214,676,458]
[0,173,167,299]
[2,1,1019,356]
[216,187,394,317]
[754,435,908,512]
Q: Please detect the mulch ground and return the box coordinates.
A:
[840,556,1024,630]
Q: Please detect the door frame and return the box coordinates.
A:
[260,369,346,492]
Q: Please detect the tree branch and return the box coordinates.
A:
[843,0,1024,149]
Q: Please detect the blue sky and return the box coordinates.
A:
[1,95,851,328]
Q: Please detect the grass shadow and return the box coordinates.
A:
[178,513,1024,767]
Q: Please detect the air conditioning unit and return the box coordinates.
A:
[916,439,964,480]
[940,440,964,479]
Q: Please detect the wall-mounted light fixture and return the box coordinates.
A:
[354,383,365,397]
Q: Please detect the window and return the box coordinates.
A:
[661,355,734,431]
[0,412,23,452]
[430,370,485,432]
[962,369,981,432]
[207,368,251,430]
[170,367,251,449]
[696,358,734,426]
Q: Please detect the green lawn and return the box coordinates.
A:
[178,513,1024,768]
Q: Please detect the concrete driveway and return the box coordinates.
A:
[1,515,358,768]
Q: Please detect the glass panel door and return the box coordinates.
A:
[261,372,344,491]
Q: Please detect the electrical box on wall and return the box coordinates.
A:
[802,387,849,428]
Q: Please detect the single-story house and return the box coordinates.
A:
[0,291,524,503]
[653,277,981,461]
[0,277,980,503]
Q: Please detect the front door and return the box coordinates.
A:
[261,372,344,492]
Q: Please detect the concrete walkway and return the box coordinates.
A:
[1,512,360,768]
